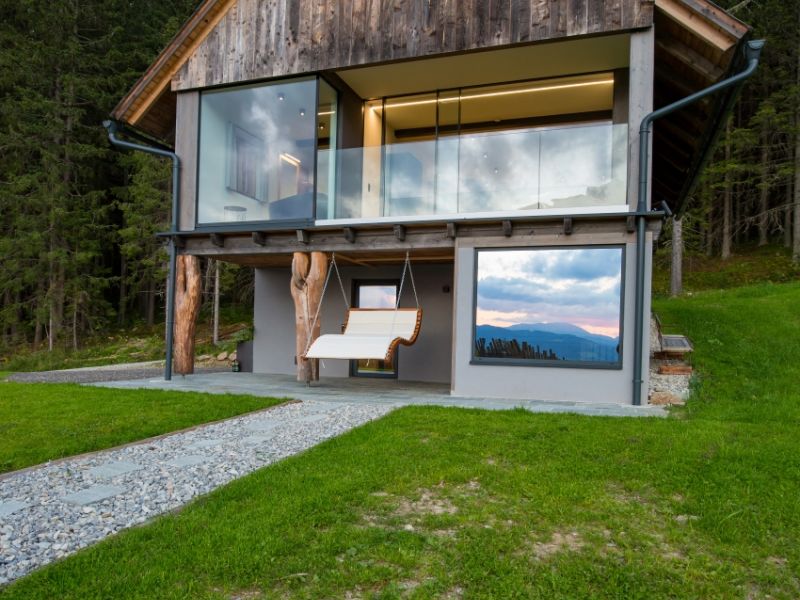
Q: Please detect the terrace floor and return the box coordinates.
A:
[91,372,665,418]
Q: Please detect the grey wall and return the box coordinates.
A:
[451,233,651,405]
[253,263,454,383]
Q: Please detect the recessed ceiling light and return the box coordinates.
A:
[299,108,306,117]
[278,92,285,101]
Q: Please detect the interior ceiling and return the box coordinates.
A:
[380,73,615,132]
[337,35,630,100]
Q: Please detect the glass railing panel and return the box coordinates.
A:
[538,123,626,210]
[315,122,628,221]
[457,129,542,213]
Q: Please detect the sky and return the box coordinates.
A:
[476,248,622,338]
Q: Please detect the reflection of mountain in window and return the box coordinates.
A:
[227,124,265,201]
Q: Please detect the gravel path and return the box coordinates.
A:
[7,362,229,384]
[0,400,393,585]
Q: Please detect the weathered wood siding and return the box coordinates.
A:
[174,0,654,91]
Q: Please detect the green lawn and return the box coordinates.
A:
[0,383,284,473]
[2,283,800,598]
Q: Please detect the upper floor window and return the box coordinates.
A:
[197,76,333,225]
[327,72,627,221]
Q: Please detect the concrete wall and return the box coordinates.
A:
[451,233,651,405]
[253,263,454,383]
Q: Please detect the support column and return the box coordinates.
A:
[173,255,202,375]
[290,251,327,383]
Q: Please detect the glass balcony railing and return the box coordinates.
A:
[315,122,628,221]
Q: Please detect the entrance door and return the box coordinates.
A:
[351,280,399,378]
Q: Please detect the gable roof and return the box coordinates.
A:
[112,0,234,140]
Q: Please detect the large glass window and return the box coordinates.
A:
[473,247,624,368]
[197,77,318,225]
[319,72,626,221]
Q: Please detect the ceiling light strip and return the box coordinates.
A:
[374,79,614,110]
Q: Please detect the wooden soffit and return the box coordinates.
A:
[651,0,750,212]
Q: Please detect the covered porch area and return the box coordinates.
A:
[91,371,665,417]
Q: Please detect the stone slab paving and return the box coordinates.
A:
[0,502,28,519]
[92,372,667,418]
[88,461,141,479]
[0,400,392,586]
[63,485,127,506]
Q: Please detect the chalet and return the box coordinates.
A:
[108,0,758,405]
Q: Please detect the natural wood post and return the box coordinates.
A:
[290,251,328,382]
[174,255,202,375]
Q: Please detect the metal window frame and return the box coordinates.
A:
[470,244,626,370]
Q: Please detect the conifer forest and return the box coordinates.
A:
[0,0,798,353]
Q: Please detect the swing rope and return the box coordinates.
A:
[304,251,419,357]
[303,253,348,357]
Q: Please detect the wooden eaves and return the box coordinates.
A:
[111,0,233,143]
[651,0,750,213]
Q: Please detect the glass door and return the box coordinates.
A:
[350,280,399,378]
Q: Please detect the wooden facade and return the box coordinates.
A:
[172,0,654,91]
[113,0,655,138]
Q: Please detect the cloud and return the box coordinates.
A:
[476,248,622,336]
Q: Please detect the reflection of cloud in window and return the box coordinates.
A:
[359,286,397,309]
[476,248,622,338]
[457,125,614,212]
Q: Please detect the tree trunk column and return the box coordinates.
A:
[173,255,202,375]
[290,252,328,383]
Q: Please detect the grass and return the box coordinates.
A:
[652,244,800,295]
[0,308,253,373]
[0,383,283,473]
[2,282,800,598]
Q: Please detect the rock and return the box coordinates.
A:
[649,391,685,406]
[229,352,237,361]
[197,354,211,361]
[216,351,229,361]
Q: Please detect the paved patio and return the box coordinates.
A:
[91,372,666,418]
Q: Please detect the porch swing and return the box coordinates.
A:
[303,252,422,363]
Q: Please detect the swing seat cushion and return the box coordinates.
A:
[305,308,422,362]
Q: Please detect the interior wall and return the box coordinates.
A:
[253,262,454,383]
[451,234,645,405]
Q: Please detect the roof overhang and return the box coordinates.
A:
[651,0,750,213]
[111,0,233,142]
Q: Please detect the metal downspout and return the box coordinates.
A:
[103,120,180,381]
[632,39,764,405]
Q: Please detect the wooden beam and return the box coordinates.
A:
[393,224,406,241]
[627,216,636,233]
[655,38,724,81]
[563,217,573,235]
[446,222,458,239]
[502,220,513,237]
[655,0,737,52]
[296,229,310,244]
[252,231,267,246]
[210,233,225,248]
[343,227,357,243]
